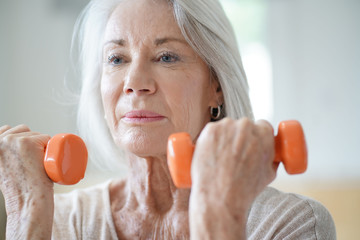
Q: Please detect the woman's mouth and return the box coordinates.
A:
[122,110,165,124]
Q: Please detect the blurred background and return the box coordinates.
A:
[0,0,359,239]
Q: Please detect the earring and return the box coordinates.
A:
[210,105,221,120]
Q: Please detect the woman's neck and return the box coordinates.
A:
[110,153,191,239]
[127,153,191,215]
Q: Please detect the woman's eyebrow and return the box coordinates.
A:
[104,39,126,47]
[103,37,187,47]
[154,37,188,46]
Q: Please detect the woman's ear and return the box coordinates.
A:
[209,74,224,108]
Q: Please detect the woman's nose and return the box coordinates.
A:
[123,59,156,95]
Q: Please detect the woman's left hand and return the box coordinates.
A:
[189,118,278,240]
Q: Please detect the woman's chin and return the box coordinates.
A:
[114,129,170,158]
[121,141,167,159]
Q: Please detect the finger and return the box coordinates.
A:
[255,120,275,146]
[1,131,51,150]
[233,118,252,150]
[14,131,45,137]
[31,134,52,147]
[233,118,253,142]
[255,120,275,148]
[2,124,31,135]
[255,120,275,164]
[20,134,51,155]
[255,119,274,136]
[1,131,43,142]
[20,133,52,150]
[0,125,11,134]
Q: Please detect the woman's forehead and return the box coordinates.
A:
[104,0,182,44]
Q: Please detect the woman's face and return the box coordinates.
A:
[101,0,220,157]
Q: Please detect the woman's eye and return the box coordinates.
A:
[159,52,179,63]
[108,55,123,65]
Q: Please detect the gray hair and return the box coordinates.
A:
[72,0,253,172]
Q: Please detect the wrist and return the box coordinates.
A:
[5,191,54,240]
[190,193,248,240]
[4,187,54,216]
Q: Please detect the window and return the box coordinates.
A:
[220,0,273,121]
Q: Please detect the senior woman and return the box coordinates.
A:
[0,0,336,239]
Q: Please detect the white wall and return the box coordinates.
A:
[0,0,85,134]
[267,0,360,184]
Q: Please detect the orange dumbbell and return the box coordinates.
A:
[167,120,308,188]
[44,134,88,185]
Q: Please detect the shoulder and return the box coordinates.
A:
[52,180,119,240]
[246,187,336,240]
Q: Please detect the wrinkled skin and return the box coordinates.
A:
[0,125,53,239]
[0,0,277,239]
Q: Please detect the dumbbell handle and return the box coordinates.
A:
[167,120,308,188]
[44,134,88,185]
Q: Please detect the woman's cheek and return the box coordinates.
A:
[167,88,203,138]
[101,75,122,130]
[172,98,192,132]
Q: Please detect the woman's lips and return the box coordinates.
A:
[122,110,165,123]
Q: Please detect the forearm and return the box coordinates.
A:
[5,192,54,240]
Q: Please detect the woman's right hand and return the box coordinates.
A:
[0,124,54,239]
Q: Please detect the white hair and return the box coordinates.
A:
[72,0,253,172]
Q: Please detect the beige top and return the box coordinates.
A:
[52,181,336,239]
